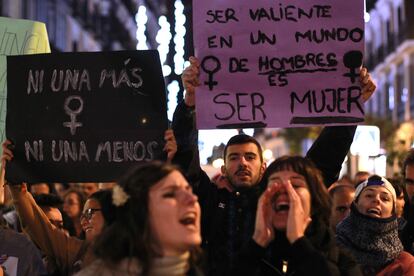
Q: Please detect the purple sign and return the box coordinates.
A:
[193,0,365,129]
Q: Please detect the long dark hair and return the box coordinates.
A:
[93,161,180,274]
[263,155,332,226]
[88,190,116,226]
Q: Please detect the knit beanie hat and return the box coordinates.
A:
[355,175,396,207]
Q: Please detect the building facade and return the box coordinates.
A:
[0,0,138,52]
[364,0,414,174]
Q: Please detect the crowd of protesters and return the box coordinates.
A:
[1,55,414,276]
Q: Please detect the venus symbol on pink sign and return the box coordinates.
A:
[193,0,365,129]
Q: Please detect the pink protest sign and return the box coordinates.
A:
[193,0,365,129]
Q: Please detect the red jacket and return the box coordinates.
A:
[377,251,414,276]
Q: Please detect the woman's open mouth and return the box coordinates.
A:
[366,208,381,217]
[273,201,289,212]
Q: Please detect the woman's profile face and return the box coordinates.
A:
[356,186,393,218]
[148,170,201,256]
[63,192,82,218]
[267,170,311,231]
[80,199,104,241]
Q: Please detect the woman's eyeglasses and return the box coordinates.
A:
[80,208,101,221]
[49,219,64,229]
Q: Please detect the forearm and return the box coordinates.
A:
[172,101,197,151]
[9,184,81,267]
[306,125,357,187]
[172,100,201,181]
[0,168,5,204]
[171,100,215,204]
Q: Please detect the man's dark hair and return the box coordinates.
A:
[390,177,410,216]
[403,149,414,177]
[33,193,63,209]
[223,134,263,162]
[391,178,404,197]
[28,182,58,195]
[328,183,355,198]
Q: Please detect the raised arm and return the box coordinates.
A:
[8,184,83,270]
[172,56,200,159]
[306,125,356,187]
[172,57,203,183]
[171,57,218,212]
[306,68,376,187]
[182,56,200,108]
[3,140,83,270]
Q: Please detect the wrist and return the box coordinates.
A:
[253,232,270,248]
[184,94,195,107]
[287,233,304,244]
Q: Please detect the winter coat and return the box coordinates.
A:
[231,220,361,276]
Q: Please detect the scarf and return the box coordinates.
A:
[76,252,191,275]
[336,204,403,272]
[150,252,191,275]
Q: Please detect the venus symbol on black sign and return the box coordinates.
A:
[63,95,83,136]
[342,51,363,84]
[201,55,221,90]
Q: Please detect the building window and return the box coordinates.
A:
[376,80,383,117]
[72,41,78,52]
[46,1,56,45]
[21,0,28,18]
[386,19,396,54]
[36,0,47,24]
[396,63,405,122]
[396,5,403,44]
[410,58,414,117]
[386,80,393,120]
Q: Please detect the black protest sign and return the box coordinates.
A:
[6,50,167,183]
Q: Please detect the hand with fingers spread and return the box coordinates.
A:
[163,129,177,163]
[359,67,376,103]
[285,181,312,244]
[181,56,200,107]
[253,184,280,247]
